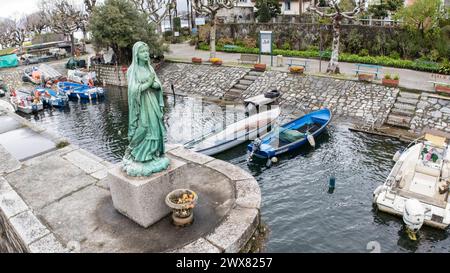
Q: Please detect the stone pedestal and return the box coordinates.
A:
[108,157,187,228]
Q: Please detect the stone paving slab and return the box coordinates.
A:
[28,233,68,253]
[206,207,259,253]
[0,177,28,219]
[206,159,255,181]
[5,155,96,209]
[0,128,56,161]
[169,146,215,165]
[63,150,107,174]
[9,210,50,246]
[172,238,221,253]
[235,179,261,210]
[0,116,22,134]
[0,144,21,175]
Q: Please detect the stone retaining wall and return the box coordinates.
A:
[411,93,450,135]
[92,62,166,87]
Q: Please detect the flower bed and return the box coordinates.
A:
[358,73,374,82]
[192,57,202,64]
[254,63,266,72]
[382,78,399,87]
[209,57,222,66]
[289,66,304,74]
[436,85,450,94]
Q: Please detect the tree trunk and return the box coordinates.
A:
[327,17,341,74]
[191,3,196,29]
[186,0,191,30]
[70,33,75,56]
[210,15,216,58]
[82,30,87,53]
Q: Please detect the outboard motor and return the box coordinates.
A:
[403,199,425,240]
[247,137,262,163]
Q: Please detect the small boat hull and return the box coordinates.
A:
[185,108,281,156]
[36,88,69,108]
[57,81,104,100]
[248,108,332,159]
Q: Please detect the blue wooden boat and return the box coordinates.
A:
[36,87,69,108]
[57,81,104,100]
[247,108,332,165]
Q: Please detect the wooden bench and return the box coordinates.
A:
[353,64,382,80]
[287,59,309,71]
[238,54,259,64]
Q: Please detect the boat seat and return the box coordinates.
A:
[415,163,440,177]
[279,129,305,143]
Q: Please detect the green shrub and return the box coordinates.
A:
[307,45,319,51]
[281,42,291,50]
[358,49,369,57]
[384,73,391,80]
[389,51,401,60]
[217,37,234,47]
[439,59,450,74]
[393,74,400,80]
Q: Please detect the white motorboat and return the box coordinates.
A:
[9,90,44,114]
[184,107,281,156]
[373,134,450,239]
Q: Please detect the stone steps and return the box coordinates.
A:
[390,108,415,117]
[393,103,416,111]
[243,75,258,81]
[234,84,249,90]
[248,71,264,77]
[239,79,253,86]
[396,97,419,105]
[399,92,421,99]
[386,115,412,128]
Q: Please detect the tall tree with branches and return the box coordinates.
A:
[130,0,175,34]
[192,0,236,58]
[40,0,85,56]
[308,0,366,74]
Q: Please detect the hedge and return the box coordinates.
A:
[198,43,449,75]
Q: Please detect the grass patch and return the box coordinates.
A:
[56,140,70,149]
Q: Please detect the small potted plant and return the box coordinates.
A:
[289,66,304,74]
[358,73,374,82]
[192,57,202,64]
[209,57,222,66]
[382,73,399,87]
[254,63,266,72]
[165,189,198,226]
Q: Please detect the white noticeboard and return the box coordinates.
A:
[260,31,272,54]
[195,18,206,26]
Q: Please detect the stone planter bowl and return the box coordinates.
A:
[382,78,399,87]
[165,189,198,226]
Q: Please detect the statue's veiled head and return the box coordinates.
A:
[132,41,150,65]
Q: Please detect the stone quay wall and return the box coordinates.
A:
[411,93,450,135]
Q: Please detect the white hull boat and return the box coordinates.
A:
[10,90,44,114]
[184,108,281,156]
[373,134,450,238]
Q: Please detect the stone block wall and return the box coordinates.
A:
[410,93,450,135]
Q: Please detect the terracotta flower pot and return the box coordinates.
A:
[358,73,374,82]
[254,63,266,72]
[192,57,202,64]
[382,78,399,87]
[436,85,450,94]
[289,66,304,74]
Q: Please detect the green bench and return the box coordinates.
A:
[223,44,238,51]
[353,63,383,80]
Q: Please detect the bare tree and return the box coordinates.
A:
[308,0,366,74]
[84,0,97,13]
[40,0,84,56]
[0,18,29,50]
[25,12,49,36]
[131,0,175,34]
[192,0,236,58]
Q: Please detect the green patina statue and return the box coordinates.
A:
[122,41,170,176]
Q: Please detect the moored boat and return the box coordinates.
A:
[184,108,281,156]
[9,90,43,114]
[57,81,105,100]
[36,87,69,108]
[247,108,332,166]
[373,134,450,239]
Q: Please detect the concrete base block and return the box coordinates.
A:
[108,157,187,228]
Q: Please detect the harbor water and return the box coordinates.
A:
[20,86,450,253]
